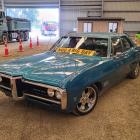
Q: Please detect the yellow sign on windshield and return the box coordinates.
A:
[56,48,96,56]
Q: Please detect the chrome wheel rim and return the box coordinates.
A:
[134,64,139,76]
[77,87,97,113]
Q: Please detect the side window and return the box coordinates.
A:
[111,38,123,56]
[79,38,94,50]
[68,37,81,48]
[109,22,118,33]
[79,38,108,57]
[83,23,92,33]
[121,37,132,52]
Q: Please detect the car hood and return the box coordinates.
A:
[0,51,103,88]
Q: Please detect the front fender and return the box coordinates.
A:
[65,67,103,112]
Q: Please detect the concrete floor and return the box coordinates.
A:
[0,41,140,140]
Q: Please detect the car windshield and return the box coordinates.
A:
[51,36,108,57]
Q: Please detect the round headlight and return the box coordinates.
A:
[55,91,62,100]
[0,76,2,82]
[48,89,55,97]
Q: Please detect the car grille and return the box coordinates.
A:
[0,74,23,97]
[23,82,59,101]
[0,76,11,89]
[0,75,12,97]
[23,83,49,98]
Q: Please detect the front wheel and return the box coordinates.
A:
[73,85,98,115]
[2,33,8,44]
[129,63,139,79]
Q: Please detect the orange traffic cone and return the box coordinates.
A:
[3,40,9,57]
[37,36,39,47]
[18,38,24,52]
[29,37,33,49]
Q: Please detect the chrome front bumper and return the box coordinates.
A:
[0,73,67,110]
[22,80,67,110]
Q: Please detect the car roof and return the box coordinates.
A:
[66,32,127,38]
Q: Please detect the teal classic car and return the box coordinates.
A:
[0,32,140,115]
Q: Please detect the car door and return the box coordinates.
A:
[120,36,136,75]
[101,37,125,89]
[111,36,136,81]
[101,36,138,89]
[110,37,126,82]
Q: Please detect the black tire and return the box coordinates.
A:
[20,32,24,41]
[73,85,98,116]
[23,32,29,41]
[2,33,8,44]
[129,63,140,79]
[16,32,24,42]
[8,33,12,42]
[16,33,20,42]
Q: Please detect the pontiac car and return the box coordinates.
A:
[0,32,140,115]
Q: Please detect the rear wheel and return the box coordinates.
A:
[129,63,139,79]
[2,33,8,44]
[8,33,12,42]
[73,85,98,115]
[16,32,24,42]
[23,32,29,41]
[16,33,20,42]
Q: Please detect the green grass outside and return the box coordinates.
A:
[136,34,140,39]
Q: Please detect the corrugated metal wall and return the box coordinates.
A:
[60,0,103,36]
[103,0,140,34]
[3,0,140,35]
[4,0,59,8]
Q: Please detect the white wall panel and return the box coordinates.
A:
[104,2,140,11]
[60,0,103,36]
[104,12,140,22]
[104,0,140,34]
[60,20,77,34]
[124,22,140,31]
[61,0,102,6]
[60,10,87,21]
